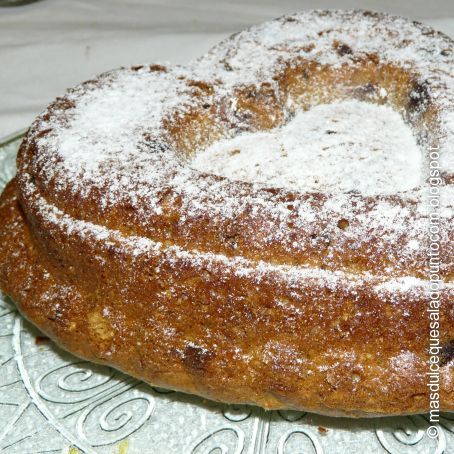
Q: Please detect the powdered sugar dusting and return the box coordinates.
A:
[29,187,454,294]
[190,100,423,196]
[195,10,454,176]
[390,351,420,372]
[4,10,453,417]
[16,9,454,291]
[56,71,177,171]
[32,67,192,203]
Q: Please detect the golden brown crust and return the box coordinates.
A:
[1,180,453,417]
[1,10,454,417]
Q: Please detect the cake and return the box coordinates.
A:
[0,10,453,417]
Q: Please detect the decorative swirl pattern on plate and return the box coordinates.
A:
[222,404,253,422]
[191,427,245,454]
[277,428,324,454]
[277,409,307,422]
[36,362,116,404]
[375,416,446,453]
[77,392,154,446]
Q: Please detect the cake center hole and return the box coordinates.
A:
[190,100,423,195]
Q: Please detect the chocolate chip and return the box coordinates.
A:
[408,81,430,112]
[440,340,454,366]
[334,42,353,56]
[225,233,239,249]
[182,344,214,372]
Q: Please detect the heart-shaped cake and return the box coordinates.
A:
[0,10,453,417]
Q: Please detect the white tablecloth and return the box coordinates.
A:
[1,0,453,137]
